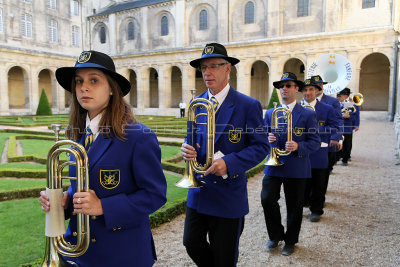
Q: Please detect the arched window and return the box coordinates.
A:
[199,9,208,30]
[161,16,168,36]
[297,0,309,17]
[127,21,134,40]
[245,2,254,24]
[100,26,106,43]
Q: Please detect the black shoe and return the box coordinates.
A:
[281,244,295,256]
[265,240,280,251]
[309,213,321,222]
[342,162,348,166]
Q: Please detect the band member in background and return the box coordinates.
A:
[39,50,167,266]
[312,75,343,203]
[181,43,268,266]
[336,88,358,166]
[179,101,187,118]
[261,72,320,256]
[301,78,340,222]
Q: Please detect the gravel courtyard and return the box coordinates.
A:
[152,112,400,267]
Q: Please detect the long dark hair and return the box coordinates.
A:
[65,71,135,141]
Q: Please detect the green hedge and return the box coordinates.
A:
[0,185,69,202]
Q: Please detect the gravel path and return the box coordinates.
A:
[152,112,400,267]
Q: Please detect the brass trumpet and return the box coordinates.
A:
[42,124,90,266]
[176,90,215,188]
[265,107,292,166]
[349,92,364,106]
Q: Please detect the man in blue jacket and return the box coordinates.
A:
[336,88,359,166]
[181,43,268,266]
[262,72,320,256]
[312,75,343,202]
[301,78,340,222]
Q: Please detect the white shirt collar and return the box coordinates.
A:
[316,94,323,101]
[208,83,230,110]
[282,100,296,112]
[85,112,102,141]
[303,98,317,107]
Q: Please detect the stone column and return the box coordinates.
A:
[158,64,172,109]
[236,59,250,96]
[136,66,149,114]
[30,66,39,113]
[181,64,196,104]
[0,66,9,114]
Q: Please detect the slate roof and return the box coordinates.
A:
[93,0,171,16]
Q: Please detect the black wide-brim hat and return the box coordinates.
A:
[301,78,322,91]
[190,43,240,68]
[56,50,131,96]
[311,75,328,85]
[337,88,351,96]
[273,72,304,89]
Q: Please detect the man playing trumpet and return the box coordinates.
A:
[261,72,320,256]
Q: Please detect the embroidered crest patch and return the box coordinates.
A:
[78,51,91,63]
[100,170,120,189]
[318,120,325,126]
[229,130,241,143]
[204,46,214,54]
[294,127,304,136]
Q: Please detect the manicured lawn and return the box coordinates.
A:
[0,172,187,267]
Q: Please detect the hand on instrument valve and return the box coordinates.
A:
[181,142,200,161]
[204,158,228,177]
[73,190,103,216]
[285,140,298,152]
[268,133,278,143]
[39,190,69,212]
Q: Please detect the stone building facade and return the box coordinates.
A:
[0,0,399,121]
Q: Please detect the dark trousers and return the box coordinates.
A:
[338,133,353,163]
[183,207,244,267]
[304,168,328,215]
[180,108,185,118]
[260,175,307,245]
[324,151,337,196]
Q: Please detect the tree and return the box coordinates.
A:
[267,88,281,109]
[36,89,52,115]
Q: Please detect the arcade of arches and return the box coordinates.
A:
[0,51,392,115]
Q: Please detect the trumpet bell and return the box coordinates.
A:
[265,150,283,166]
[175,162,204,188]
[175,176,204,188]
[350,93,364,106]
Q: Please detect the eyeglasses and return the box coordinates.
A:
[198,63,227,72]
[279,84,297,89]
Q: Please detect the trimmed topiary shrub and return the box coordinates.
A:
[36,89,52,116]
[267,88,281,109]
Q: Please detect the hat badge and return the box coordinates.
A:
[282,73,289,78]
[204,46,214,54]
[314,76,320,81]
[78,51,91,63]
[305,79,310,85]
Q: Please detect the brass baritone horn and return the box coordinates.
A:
[265,107,292,166]
[42,124,90,267]
[176,95,215,188]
